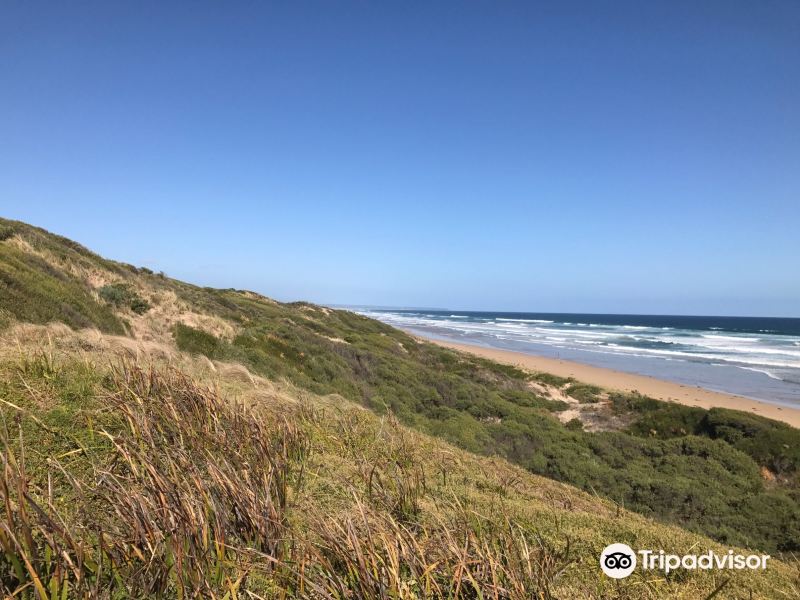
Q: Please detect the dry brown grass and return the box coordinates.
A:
[5,235,117,291]
[296,495,571,600]
[128,290,239,346]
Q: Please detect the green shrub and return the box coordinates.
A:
[531,372,574,387]
[565,418,583,431]
[701,409,800,476]
[565,383,602,403]
[618,395,800,479]
[129,296,151,315]
[174,323,223,359]
[619,396,706,438]
[98,283,150,314]
[98,283,129,305]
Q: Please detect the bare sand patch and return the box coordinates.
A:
[431,339,800,428]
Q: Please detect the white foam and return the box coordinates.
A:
[495,318,554,323]
[738,367,784,381]
[701,334,758,342]
[364,312,800,380]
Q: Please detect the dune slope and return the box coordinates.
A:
[1,216,799,597]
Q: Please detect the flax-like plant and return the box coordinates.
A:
[0,361,308,598]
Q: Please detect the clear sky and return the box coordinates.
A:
[1,2,798,316]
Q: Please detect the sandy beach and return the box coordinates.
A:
[431,339,800,428]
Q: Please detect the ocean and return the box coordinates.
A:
[356,309,800,408]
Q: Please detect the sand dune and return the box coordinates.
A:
[431,339,800,428]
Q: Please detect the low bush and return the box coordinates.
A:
[98,282,151,314]
[531,372,574,387]
[174,322,224,358]
[566,382,602,403]
[617,395,800,479]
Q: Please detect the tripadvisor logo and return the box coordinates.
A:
[600,543,770,579]
[600,543,637,579]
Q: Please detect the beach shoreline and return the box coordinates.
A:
[427,337,800,428]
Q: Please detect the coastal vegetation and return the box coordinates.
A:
[1,340,796,598]
[0,225,126,334]
[170,319,800,554]
[1,217,800,596]
[98,282,151,314]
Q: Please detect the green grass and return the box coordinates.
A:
[0,240,126,334]
[174,322,224,358]
[0,354,300,597]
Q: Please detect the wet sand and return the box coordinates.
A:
[430,339,800,428]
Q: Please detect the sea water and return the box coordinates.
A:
[356,309,800,408]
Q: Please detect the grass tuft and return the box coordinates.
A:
[301,497,571,599]
[0,360,307,598]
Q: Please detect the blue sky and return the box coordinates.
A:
[1,1,798,316]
